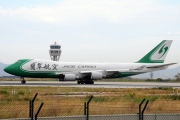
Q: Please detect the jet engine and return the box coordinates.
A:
[91,72,103,80]
[64,74,76,81]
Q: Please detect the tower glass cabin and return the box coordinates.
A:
[49,42,62,61]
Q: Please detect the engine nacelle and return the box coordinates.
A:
[91,72,103,80]
[64,74,76,81]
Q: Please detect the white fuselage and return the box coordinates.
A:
[21,59,167,75]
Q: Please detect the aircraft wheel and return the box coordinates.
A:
[77,81,86,84]
[21,80,26,84]
[85,81,94,84]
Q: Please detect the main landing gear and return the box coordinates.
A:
[21,77,26,84]
[77,80,94,84]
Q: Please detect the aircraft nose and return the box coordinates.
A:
[4,65,13,74]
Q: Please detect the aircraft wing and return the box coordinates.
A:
[80,69,131,76]
[81,69,131,73]
[132,65,146,70]
[80,70,104,74]
[56,68,136,75]
[105,69,130,72]
[55,72,64,75]
[146,63,177,68]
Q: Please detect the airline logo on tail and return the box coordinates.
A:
[158,44,168,58]
[137,40,172,63]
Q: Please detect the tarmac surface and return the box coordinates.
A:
[0,81,180,88]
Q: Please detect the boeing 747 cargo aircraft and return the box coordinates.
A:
[4,40,176,84]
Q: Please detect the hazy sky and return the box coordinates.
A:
[0,0,180,67]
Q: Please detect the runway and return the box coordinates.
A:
[0,81,180,88]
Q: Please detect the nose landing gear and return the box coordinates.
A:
[21,77,26,84]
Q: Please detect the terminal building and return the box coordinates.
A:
[49,42,62,61]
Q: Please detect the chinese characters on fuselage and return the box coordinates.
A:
[30,62,58,70]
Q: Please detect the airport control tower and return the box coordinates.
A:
[49,42,62,61]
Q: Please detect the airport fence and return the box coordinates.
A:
[1,86,180,120]
[1,93,180,120]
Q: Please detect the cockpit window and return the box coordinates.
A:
[16,60,21,63]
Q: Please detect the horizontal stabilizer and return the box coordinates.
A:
[146,63,177,68]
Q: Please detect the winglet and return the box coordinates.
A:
[137,40,173,63]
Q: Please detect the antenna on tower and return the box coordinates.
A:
[49,42,62,61]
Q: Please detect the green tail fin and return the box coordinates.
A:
[137,40,172,63]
